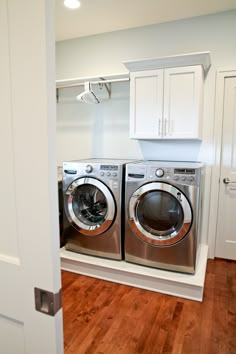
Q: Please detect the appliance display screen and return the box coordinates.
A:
[128,173,145,179]
[174,168,196,175]
[100,165,118,171]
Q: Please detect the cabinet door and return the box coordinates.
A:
[130,70,163,139]
[163,65,203,139]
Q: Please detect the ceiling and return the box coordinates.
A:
[55,0,236,42]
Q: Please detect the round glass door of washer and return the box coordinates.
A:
[65,177,116,236]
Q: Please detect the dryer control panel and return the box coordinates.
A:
[149,166,198,186]
[126,162,203,186]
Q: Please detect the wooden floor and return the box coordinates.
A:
[62,258,236,354]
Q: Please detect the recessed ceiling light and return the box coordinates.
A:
[64,0,81,9]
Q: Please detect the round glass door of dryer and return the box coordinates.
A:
[65,177,116,236]
[128,182,192,246]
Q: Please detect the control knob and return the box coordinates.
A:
[85,165,93,173]
[155,168,164,178]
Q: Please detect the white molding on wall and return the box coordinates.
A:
[208,68,236,259]
[123,52,211,75]
[60,244,208,302]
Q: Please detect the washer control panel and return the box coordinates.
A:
[85,164,93,173]
[99,164,119,178]
[63,162,121,181]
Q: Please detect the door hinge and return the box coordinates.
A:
[34,287,62,316]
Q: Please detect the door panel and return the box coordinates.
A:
[0,1,63,353]
[0,316,25,354]
[215,77,236,259]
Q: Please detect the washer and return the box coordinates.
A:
[125,161,204,274]
[62,158,133,260]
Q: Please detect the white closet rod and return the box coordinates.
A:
[57,77,129,89]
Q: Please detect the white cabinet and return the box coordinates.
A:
[129,65,204,139]
[130,69,163,139]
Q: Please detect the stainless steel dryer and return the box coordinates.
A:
[125,161,204,273]
[63,158,133,260]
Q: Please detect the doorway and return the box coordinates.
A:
[208,69,236,259]
[215,76,236,259]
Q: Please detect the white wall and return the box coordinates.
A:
[56,81,142,161]
[56,10,236,254]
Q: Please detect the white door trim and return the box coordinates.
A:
[208,68,236,258]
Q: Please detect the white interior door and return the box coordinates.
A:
[215,77,236,259]
[0,1,63,353]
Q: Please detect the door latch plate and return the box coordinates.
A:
[34,287,62,316]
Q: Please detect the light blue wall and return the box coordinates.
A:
[56,10,236,247]
[56,10,236,79]
[56,10,236,163]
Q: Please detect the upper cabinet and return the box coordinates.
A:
[124,52,211,140]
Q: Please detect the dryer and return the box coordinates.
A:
[125,161,204,274]
[62,158,133,260]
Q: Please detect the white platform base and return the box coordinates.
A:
[60,243,208,302]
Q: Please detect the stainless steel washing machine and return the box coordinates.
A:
[125,161,204,273]
[63,158,133,260]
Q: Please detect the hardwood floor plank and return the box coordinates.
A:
[62,258,236,354]
[90,287,151,353]
[136,296,176,354]
[75,287,131,353]
[228,295,236,354]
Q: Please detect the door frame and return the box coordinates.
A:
[208,68,236,258]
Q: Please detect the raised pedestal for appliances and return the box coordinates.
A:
[60,243,208,302]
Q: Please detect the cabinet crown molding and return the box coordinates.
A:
[123,51,211,76]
